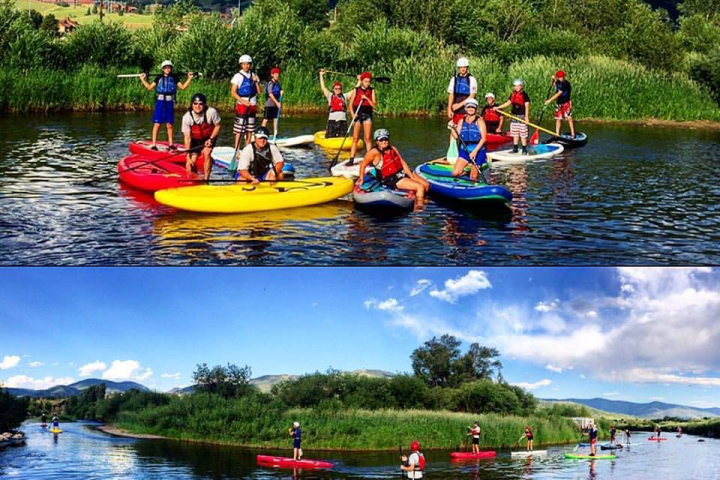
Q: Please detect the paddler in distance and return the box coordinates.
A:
[181,93,221,181]
[347,72,376,164]
[289,421,303,460]
[236,126,284,184]
[400,440,425,479]
[519,425,534,451]
[468,421,481,454]
[447,98,488,181]
[544,70,576,138]
[585,421,598,456]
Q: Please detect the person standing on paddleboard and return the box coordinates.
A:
[624,428,631,445]
[356,129,429,208]
[400,441,425,479]
[677,426,682,436]
[261,67,283,134]
[51,415,60,430]
[41,413,47,426]
[289,422,302,460]
[610,425,617,446]
[495,79,531,155]
[586,422,598,456]
[139,60,194,151]
[654,426,662,438]
[481,93,503,134]
[468,421,482,454]
[348,72,376,163]
[448,98,487,181]
[447,57,477,127]
[231,54,262,150]
[236,126,284,184]
[519,425,534,451]
[181,93,221,181]
[319,69,351,138]
[544,70,575,138]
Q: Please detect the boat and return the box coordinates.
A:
[450,451,497,460]
[510,450,547,457]
[118,155,204,192]
[128,140,207,171]
[565,453,616,460]
[353,179,415,212]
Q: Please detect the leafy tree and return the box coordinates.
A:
[39,13,59,37]
[678,0,720,22]
[284,0,328,30]
[28,9,43,29]
[678,14,720,54]
[192,363,254,399]
[0,388,29,432]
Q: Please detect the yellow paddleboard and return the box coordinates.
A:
[314,131,364,151]
[155,177,353,213]
[50,429,63,434]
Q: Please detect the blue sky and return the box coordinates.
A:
[1,267,718,408]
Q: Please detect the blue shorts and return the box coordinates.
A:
[459,146,487,166]
[152,100,175,124]
[293,438,302,449]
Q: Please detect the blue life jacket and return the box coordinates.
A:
[453,75,472,101]
[156,75,177,95]
[268,80,281,100]
[460,118,483,147]
[237,72,257,98]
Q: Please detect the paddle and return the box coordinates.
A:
[448,121,488,184]
[530,79,555,145]
[329,101,364,170]
[324,70,391,84]
[272,95,282,144]
[399,444,404,478]
[495,109,558,137]
[116,72,204,78]
[446,135,459,164]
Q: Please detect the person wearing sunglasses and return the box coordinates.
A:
[181,93,221,181]
[236,126,285,184]
[448,98,487,181]
[319,69,351,138]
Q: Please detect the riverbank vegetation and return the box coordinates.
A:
[50,335,608,450]
[1,0,720,122]
[0,387,29,432]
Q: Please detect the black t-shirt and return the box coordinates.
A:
[509,91,531,116]
[556,79,572,104]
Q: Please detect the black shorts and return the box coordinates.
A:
[264,106,279,120]
[472,438,479,445]
[189,137,210,152]
[356,106,373,123]
[486,121,500,132]
[326,120,348,138]
[381,171,406,189]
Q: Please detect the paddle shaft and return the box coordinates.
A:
[101,144,204,185]
[530,79,555,144]
[496,109,557,137]
[117,73,203,78]
[324,70,391,84]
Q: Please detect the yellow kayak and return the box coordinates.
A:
[314,131,364,151]
[155,177,353,213]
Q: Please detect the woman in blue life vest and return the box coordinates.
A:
[448,98,488,181]
[139,60,194,151]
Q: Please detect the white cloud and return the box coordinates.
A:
[512,379,551,390]
[534,300,559,312]
[364,299,377,309]
[689,399,720,409]
[4,375,74,389]
[0,355,20,370]
[102,360,153,381]
[546,364,564,373]
[603,391,620,397]
[580,374,586,379]
[365,298,404,313]
[429,270,491,303]
[78,361,107,377]
[29,361,44,367]
[598,368,720,386]
[410,279,432,297]
[586,311,598,318]
[161,373,181,379]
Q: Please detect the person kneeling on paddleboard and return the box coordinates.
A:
[319,69,351,138]
[231,54,262,150]
[181,93,221,181]
[481,93,503,134]
[448,98,488,182]
[468,421,481,454]
[236,126,284,184]
[139,60,194,151]
[544,70,575,138]
[495,79,531,155]
[356,129,430,208]
[289,422,303,460]
[400,441,425,479]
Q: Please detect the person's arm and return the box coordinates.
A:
[356,149,376,184]
[236,147,258,184]
[230,80,248,105]
[498,116,504,131]
[254,72,262,96]
[545,90,561,106]
[525,101,531,122]
[495,100,511,110]
[447,92,455,119]
[319,69,330,97]
[268,88,280,108]
[178,72,194,90]
[271,146,284,180]
[367,89,377,109]
[207,122,221,148]
[347,90,357,118]
[448,118,462,139]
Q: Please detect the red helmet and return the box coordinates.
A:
[270,67,281,75]
[410,441,420,451]
[360,72,372,81]
[555,70,565,78]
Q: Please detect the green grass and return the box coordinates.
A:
[14,0,153,29]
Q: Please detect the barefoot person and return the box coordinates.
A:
[544,70,575,138]
[356,129,429,208]
[519,425,534,451]
[348,72,376,162]
[181,93,221,181]
[448,98,487,181]
[585,421,598,456]
[261,67,283,138]
[231,54,261,149]
[139,60,194,150]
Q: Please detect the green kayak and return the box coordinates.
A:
[565,453,616,460]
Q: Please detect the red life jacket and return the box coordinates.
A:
[190,111,215,140]
[352,86,373,108]
[328,93,347,113]
[511,91,526,107]
[376,146,403,179]
[417,453,426,470]
[483,105,500,122]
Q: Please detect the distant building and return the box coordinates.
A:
[572,417,595,430]
[57,17,80,35]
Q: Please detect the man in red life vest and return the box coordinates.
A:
[181,93,221,181]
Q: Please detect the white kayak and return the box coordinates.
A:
[488,143,564,164]
[331,159,361,178]
[272,134,315,148]
[510,450,548,457]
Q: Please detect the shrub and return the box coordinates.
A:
[61,20,137,68]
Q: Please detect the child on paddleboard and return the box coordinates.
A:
[468,421,481,453]
[519,425,534,451]
[544,70,575,138]
[347,72,376,163]
[481,93,503,134]
[289,421,302,460]
[495,79,531,154]
[261,67,283,137]
[231,54,262,149]
[586,421,598,456]
[319,69,351,138]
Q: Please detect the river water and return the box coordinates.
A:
[1,422,718,479]
[1,112,719,265]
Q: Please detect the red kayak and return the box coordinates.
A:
[256,455,333,469]
[450,451,497,460]
[117,155,203,192]
[128,141,206,171]
[648,437,667,441]
[485,133,512,145]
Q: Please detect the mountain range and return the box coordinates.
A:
[544,397,720,420]
[6,379,149,398]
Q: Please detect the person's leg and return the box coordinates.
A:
[362,119,372,154]
[568,116,576,137]
[396,177,425,205]
[202,146,213,181]
[186,152,198,173]
[452,157,470,177]
[166,124,174,147]
[151,123,160,147]
[555,118,562,136]
[349,121,362,160]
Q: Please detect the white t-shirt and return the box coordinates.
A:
[231,71,258,106]
[180,107,221,134]
[237,142,283,172]
[447,75,478,96]
[407,452,423,479]
[325,92,351,122]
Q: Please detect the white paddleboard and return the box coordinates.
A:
[331,159,361,178]
[488,143,564,164]
[210,146,237,169]
[273,134,314,148]
[510,450,548,457]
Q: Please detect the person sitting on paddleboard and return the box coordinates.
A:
[236,126,284,184]
[543,70,575,139]
[495,79,531,155]
[586,422,598,456]
[468,421,481,454]
[261,67,283,136]
[610,425,617,445]
[231,54,262,150]
[481,93,503,134]
[519,425,534,451]
[356,129,429,208]
[181,93,221,181]
[319,69,351,138]
[289,421,302,460]
[139,60,194,151]
[400,440,425,479]
[448,98,487,182]
[347,72,376,163]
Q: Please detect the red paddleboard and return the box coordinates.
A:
[485,133,512,145]
[128,141,206,171]
[450,451,497,460]
[118,155,203,192]
[256,455,333,469]
[648,437,667,441]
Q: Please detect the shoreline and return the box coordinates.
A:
[96,424,166,440]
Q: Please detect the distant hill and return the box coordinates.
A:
[544,398,720,420]
[7,379,150,398]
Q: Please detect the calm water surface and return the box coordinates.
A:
[1,112,719,265]
[1,422,718,479]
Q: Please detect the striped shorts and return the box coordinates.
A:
[510,118,528,139]
[234,104,257,134]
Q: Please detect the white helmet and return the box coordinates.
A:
[485,92,495,99]
[465,98,479,108]
[456,57,470,68]
[293,422,300,428]
[239,54,253,64]
[513,78,525,86]
[373,128,390,141]
[161,60,173,68]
